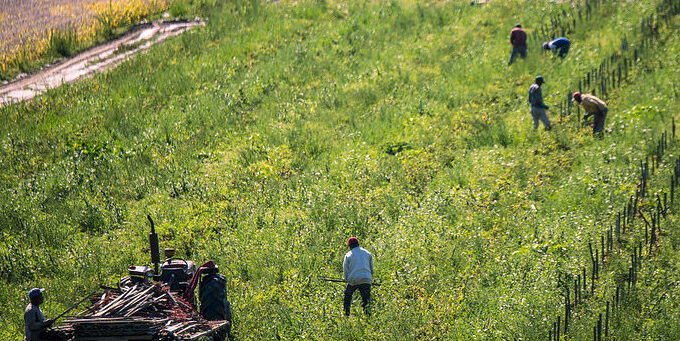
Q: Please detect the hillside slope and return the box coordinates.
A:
[1,0,680,339]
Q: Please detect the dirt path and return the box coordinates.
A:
[0,19,204,107]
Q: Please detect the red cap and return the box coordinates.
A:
[347,237,359,246]
[573,92,581,100]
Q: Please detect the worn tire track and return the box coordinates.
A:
[0,18,204,107]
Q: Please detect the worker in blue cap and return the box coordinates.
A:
[528,76,551,130]
[24,288,53,341]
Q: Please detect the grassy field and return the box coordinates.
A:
[2,0,680,339]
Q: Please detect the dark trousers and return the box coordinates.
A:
[508,46,527,65]
[557,42,570,58]
[344,283,371,316]
[593,108,608,133]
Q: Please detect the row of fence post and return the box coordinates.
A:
[527,0,680,338]
[531,0,608,44]
[546,126,676,339]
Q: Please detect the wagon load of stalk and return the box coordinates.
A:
[44,216,231,340]
[46,281,229,340]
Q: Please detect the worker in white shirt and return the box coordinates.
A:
[343,237,373,316]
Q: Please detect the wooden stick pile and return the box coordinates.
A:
[47,282,229,341]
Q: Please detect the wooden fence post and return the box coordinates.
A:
[673,116,675,138]
[595,248,600,278]
[583,267,587,291]
[574,278,579,306]
[615,215,621,240]
[615,286,620,306]
[605,301,610,337]
[565,289,570,334]
[598,313,602,341]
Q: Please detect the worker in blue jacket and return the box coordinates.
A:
[542,37,571,58]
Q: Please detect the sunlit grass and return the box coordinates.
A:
[1,0,680,339]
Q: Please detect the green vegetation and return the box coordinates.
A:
[2,0,680,339]
[169,0,191,18]
[49,29,80,58]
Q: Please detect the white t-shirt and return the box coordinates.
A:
[343,247,373,285]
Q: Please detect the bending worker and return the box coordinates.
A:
[542,37,571,58]
[573,92,608,134]
[24,288,53,341]
[343,237,373,316]
[528,75,551,131]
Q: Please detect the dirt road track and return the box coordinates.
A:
[0,19,204,107]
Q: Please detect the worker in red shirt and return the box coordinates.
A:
[508,24,527,65]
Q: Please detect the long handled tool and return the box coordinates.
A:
[52,290,100,322]
[147,214,160,275]
[318,276,381,286]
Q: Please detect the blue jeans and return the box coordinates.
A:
[508,46,527,65]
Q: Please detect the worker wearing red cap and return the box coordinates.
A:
[572,92,608,134]
[24,288,53,341]
[343,237,373,316]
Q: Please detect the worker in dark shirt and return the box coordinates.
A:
[24,288,53,341]
[508,24,527,65]
[528,76,551,130]
[542,37,571,58]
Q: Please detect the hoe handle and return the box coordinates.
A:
[53,291,99,322]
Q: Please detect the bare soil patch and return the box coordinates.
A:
[0,18,204,107]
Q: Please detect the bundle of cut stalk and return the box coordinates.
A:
[47,282,229,340]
